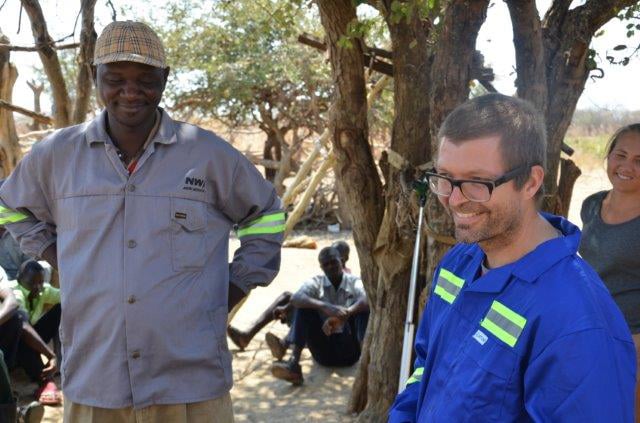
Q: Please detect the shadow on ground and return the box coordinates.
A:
[230,324,358,423]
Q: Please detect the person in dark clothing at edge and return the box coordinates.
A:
[579,123,640,421]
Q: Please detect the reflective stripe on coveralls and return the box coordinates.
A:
[0,206,28,225]
[434,268,465,304]
[406,367,424,386]
[480,300,527,347]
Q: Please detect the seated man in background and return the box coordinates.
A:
[2,260,61,406]
[270,246,368,385]
[0,349,44,423]
[0,278,45,421]
[0,278,20,371]
[227,290,293,352]
[227,240,355,353]
[331,240,351,274]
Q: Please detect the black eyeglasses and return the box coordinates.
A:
[424,165,530,202]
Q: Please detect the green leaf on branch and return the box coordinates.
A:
[338,35,354,49]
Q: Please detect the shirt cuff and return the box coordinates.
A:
[36,237,57,260]
[230,280,251,295]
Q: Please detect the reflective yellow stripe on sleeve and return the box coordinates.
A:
[0,206,29,225]
[406,366,424,386]
[433,268,465,304]
[237,211,286,238]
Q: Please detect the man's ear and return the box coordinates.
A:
[524,165,545,200]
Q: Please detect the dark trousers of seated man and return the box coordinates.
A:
[0,304,61,383]
[0,348,16,423]
[290,308,368,366]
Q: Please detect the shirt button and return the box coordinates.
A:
[127,184,136,192]
[127,295,136,304]
[128,240,137,249]
[132,350,140,359]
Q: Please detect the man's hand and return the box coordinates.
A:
[41,356,57,378]
[322,316,346,336]
[320,304,348,319]
[273,305,289,323]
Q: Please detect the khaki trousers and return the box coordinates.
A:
[64,393,234,423]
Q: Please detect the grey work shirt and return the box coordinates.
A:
[297,272,366,308]
[0,109,284,408]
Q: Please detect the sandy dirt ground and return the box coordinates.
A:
[15,167,608,423]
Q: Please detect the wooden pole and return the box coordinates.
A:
[284,151,336,237]
[281,76,389,208]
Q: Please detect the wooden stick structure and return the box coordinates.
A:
[284,151,336,238]
[0,100,53,125]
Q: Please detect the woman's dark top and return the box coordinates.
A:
[580,190,640,334]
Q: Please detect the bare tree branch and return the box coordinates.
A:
[298,33,394,76]
[542,0,573,30]
[105,0,117,21]
[52,7,83,43]
[17,4,23,34]
[298,33,496,90]
[572,0,639,34]
[506,0,547,114]
[20,0,72,127]
[0,100,53,125]
[72,0,98,124]
[1,42,79,51]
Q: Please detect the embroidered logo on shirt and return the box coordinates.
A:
[182,176,206,193]
[473,329,488,345]
[174,212,187,220]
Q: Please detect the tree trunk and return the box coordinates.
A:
[506,0,547,114]
[315,0,384,301]
[314,0,385,417]
[0,32,22,177]
[350,2,434,419]
[72,0,97,124]
[263,130,280,183]
[425,0,490,288]
[273,127,300,197]
[20,0,71,128]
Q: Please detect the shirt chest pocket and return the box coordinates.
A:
[444,331,519,421]
[170,198,208,271]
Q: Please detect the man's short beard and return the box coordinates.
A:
[453,206,522,250]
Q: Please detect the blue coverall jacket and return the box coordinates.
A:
[389,213,636,422]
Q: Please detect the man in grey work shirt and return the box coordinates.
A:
[0,21,284,422]
[270,247,369,385]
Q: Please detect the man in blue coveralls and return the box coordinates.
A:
[388,93,636,422]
